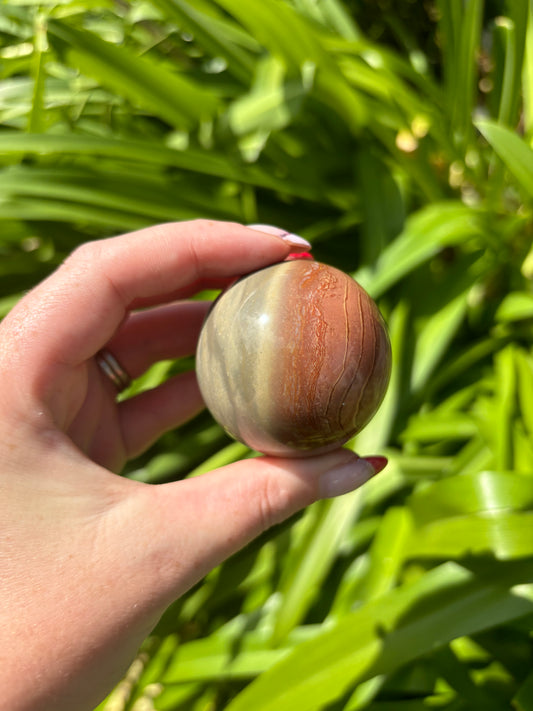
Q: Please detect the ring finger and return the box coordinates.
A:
[103,300,212,381]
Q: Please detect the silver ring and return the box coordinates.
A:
[95,349,132,392]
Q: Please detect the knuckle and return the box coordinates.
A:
[63,240,101,270]
[257,472,294,532]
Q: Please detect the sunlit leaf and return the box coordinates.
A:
[224,562,533,711]
[357,202,486,298]
[47,20,220,129]
[476,119,533,198]
[496,291,533,322]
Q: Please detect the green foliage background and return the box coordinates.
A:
[2,0,533,709]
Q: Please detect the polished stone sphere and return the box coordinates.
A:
[196,259,392,457]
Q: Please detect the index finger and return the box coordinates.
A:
[3,220,302,371]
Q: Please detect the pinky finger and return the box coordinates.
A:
[118,371,204,459]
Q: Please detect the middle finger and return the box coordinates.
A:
[105,300,211,380]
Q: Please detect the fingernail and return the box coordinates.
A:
[319,456,384,499]
[280,233,312,250]
[364,456,388,474]
[249,224,312,250]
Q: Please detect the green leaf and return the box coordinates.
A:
[493,16,521,127]
[359,507,413,602]
[408,470,533,524]
[271,491,364,645]
[160,615,321,684]
[514,670,533,711]
[408,511,533,561]
[430,645,501,710]
[524,0,533,134]
[0,196,148,230]
[227,56,306,136]
[516,349,533,439]
[150,0,257,84]
[225,561,533,711]
[410,287,468,394]
[476,119,533,198]
[161,633,289,682]
[0,132,327,201]
[0,132,241,178]
[440,0,483,147]
[496,291,533,322]
[401,412,478,444]
[215,0,328,71]
[28,11,48,132]
[493,345,517,470]
[309,0,361,40]
[187,441,251,477]
[215,0,367,129]
[353,300,408,452]
[47,20,219,129]
[357,202,486,298]
[0,165,242,221]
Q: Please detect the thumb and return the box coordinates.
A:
[140,448,386,602]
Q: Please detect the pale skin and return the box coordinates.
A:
[0,220,384,711]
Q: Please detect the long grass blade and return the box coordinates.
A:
[476,119,533,198]
[225,561,533,711]
[47,20,219,129]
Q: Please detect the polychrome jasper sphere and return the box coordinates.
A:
[196,259,392,457]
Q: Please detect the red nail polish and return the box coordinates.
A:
[286,251,314,261]
[365,456,388,474]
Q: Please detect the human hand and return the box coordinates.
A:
[0,220,385,711]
